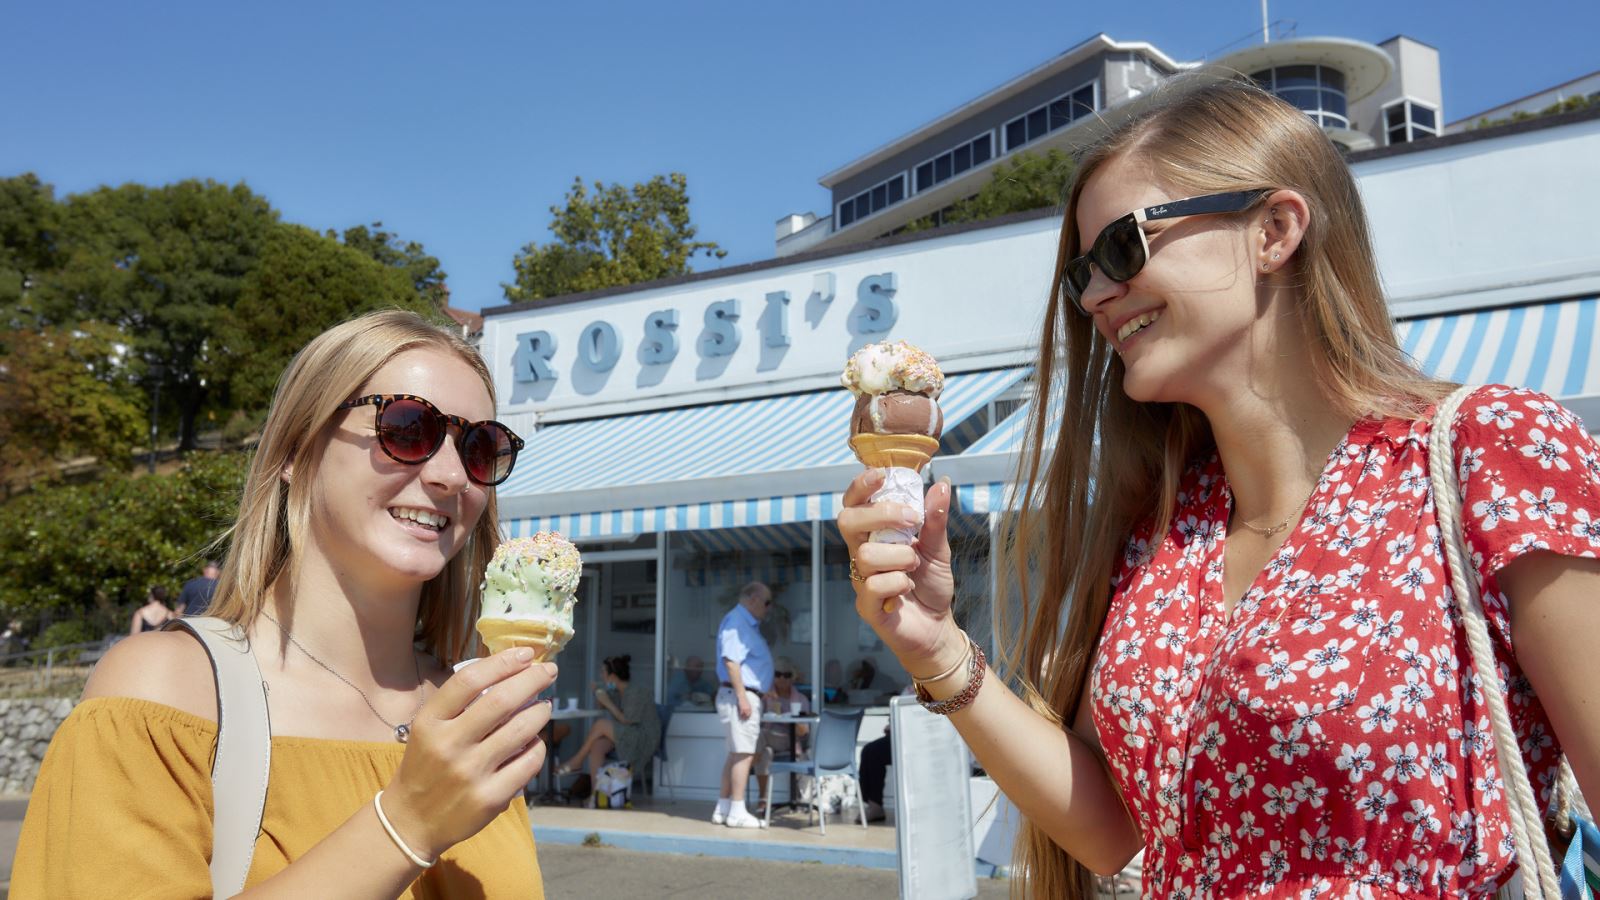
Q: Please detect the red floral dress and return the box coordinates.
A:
[1091,387,1600,898]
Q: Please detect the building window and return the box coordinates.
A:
[1251,65,1350,129]
[1383,99,1439,145]
[1004,81,1097,152]
[836,173,906,229]
[914,133,994,194]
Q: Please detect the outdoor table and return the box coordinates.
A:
[759,712,820,813]
[530,707,603,805]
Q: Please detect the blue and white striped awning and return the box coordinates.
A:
[1397,296,1600,395]
[500,367,1029,539]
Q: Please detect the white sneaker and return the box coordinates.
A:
[711,808,726,825]
[724,809,767,829]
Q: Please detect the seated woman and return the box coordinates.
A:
[752,657,810,818]
[557,655,660,804]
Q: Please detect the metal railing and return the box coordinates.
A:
[0,636,119,696]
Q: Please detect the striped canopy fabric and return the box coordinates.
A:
[501,367,1028,539]
[1396,296,1599,394]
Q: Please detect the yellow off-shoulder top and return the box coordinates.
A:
[12,697,544,898]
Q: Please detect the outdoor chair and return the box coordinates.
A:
[762,708,867,834]
[644,702,675,800]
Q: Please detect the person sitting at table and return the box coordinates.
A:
[752,658,810,818]
[665,654,711,708]
[555,655,660,805]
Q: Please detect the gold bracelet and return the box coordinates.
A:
[912,631,972,687]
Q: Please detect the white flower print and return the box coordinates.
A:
[1342,598,1383,636]
[1391,557,1436,600]
[1520,486,1567,526]
[1114,630,1145,663]
[1403,799,1442,842]
[1291,601,1336,635]
[1521,428,1571,471]
[1392,855,1427,893]
[1508,531,1553,556]
[1155,621,1190,653]
[1526,397,1577,431]
[1290,776,1328,808]
[1358,694,1400,734]
[1329,523,1372,556]
[1255,650,1298,690]
[1261,840,1290,886]
[1336,742,1377,783]
[1151,665,1181,701]
[1262,782,1299,816]
[1299,637,1357,677]
[1397,464,1430,498]
[1450,717,1492,758]
[1355,782,1398,823]
[1571,508,1600,547]
[1301,825,1331,861]
[1471,482,1519,531]
[1335,562,1370,589]
[1385,533,1416,566]
[1425,742,1459,787]
[1457,447,1486,485]
[1333,836,1370,866]
[1476,401,1523,430]
[1225,763,1255,799]
[1237,811,1264,840]
[1384,742,1425,783]
[1267,723,1310,763]
[1391,669,1435,716]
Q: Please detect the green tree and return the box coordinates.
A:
[0,322,145,492]
[28,180,278,450]
[215,224,438,410]
[0,451,248,628]
[0,174,61,315]
[332,222,449,310]
[503,173,726,304]
[902,149,1077,233]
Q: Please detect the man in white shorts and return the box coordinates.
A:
[713,582,773,828]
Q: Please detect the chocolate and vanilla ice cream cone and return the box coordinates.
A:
[842,341,945,613]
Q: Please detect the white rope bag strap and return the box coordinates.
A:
[164,616,272,898]
[1430,385,1563,899]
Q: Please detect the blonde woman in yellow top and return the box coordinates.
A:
[15,310,555,898]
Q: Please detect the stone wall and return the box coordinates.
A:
[0,698,75,795]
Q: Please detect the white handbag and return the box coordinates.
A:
[1430,385,1593,899]
[164,616,272,899]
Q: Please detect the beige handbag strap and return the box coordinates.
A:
[165,616,272,898]
[1429,386,1563,899]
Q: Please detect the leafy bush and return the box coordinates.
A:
[0,451,249,622]
[36,619,99,650]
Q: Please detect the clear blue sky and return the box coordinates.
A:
[4,0,1595,312]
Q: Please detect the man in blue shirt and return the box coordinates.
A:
[712,581,773,828]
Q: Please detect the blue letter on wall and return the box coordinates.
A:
[702,299,741,357]
[854,273,898,333]
[641,309,679,365]
[577,320,621,371]
[759,291,790,348]
[512,331,558,383]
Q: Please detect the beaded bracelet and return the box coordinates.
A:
[374,790,437,869]
[915,637,986,716]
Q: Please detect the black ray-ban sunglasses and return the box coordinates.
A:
[1063,190,1270,314]
[337,394,525,486]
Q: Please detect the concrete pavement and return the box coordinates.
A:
[0,795,1007,899]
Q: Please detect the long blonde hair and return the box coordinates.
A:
[997,79,1451,897]
[207,309,499,666]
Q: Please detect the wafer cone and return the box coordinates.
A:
[850,433,939,472]
[477,617,574,663]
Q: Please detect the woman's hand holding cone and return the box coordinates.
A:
[838,469,966,679]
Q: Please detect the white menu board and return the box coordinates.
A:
[891,695,978,900]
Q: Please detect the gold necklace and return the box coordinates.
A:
[1233,478,1321,539]
[262,612,425,743]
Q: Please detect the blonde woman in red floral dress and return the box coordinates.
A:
[838,80,1600,898]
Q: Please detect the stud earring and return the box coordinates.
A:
[1261,262,1269,270]
[1272,252,1280,260]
